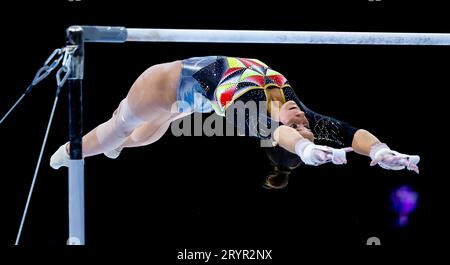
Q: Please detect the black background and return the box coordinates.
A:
[1,0,449,261]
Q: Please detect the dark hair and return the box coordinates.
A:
[263,167,291,189]
[263,145,302,189]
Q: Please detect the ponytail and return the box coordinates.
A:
[263,145,302,189]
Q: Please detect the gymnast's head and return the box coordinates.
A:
[225,87,312,189]
[230,86,314,141]
[265,85,314,142]
[272,100,314,142]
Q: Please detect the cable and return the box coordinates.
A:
[0,48,63,126]
[14,86,63,245]
[13,45,75,245]
[0,89,30,124]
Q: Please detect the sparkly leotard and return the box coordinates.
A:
[177,56,289,115]
[178,56,358,146]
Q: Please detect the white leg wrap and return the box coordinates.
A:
[104,147,122,159]
[96,98,144,151]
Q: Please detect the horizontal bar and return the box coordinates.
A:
[78,26,450,46]
[127,28,450,46]
[82,26,127,43]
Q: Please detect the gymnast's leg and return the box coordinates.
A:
[49,97,146,169]
[50,60,183,169]
[103,111,192,158]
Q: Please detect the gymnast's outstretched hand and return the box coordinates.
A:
[295,139,353,166]
[369,142,420,174]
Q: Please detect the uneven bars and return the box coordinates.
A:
[64,24,450,245]
[81,25,450,45]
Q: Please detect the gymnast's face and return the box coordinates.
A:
[279,100,314,141]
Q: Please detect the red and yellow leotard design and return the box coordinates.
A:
[189,56,291,116]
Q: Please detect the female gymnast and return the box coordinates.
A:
[50,56,420,189]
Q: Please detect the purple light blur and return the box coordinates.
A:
[391,185,418,227]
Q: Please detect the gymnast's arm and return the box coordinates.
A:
[273,124,379,157]
[273,125,351,166]
[299,101,381,156]
[286,97,420,172]
[351,129,380,156]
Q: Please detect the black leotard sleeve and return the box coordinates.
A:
[224,87,358,147]
[282,87,358,147]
